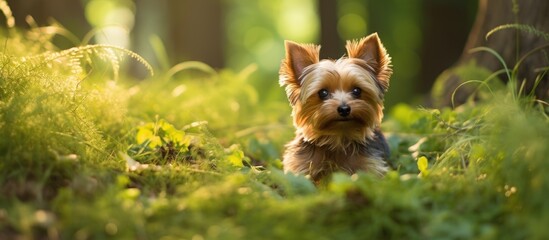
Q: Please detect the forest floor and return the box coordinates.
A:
[1,24,549,239]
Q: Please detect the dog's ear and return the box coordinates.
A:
[279,41,320,105]
[346,33,392,91]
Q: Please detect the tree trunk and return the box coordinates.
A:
[430,0,549,107]
[318,0,342,59]
[168,0,224,69]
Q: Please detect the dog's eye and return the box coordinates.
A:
[318,89,330,100]
[351,87,362,98]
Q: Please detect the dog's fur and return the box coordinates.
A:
[279,33,392,183]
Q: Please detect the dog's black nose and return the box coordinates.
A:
[337,104,351,117]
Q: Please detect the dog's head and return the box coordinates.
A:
[279,33,392,147]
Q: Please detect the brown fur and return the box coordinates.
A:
[279,33,392,183]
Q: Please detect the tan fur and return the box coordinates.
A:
[279,33,392,183]
[279,41,320,106]
[283,134,388,182]
[346,33,392,91]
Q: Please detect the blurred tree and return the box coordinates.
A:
[366,0,422,108]
[6,0,224,71]
[167,0,224,68]
[431,0,549,107]
[318,0,342,59]
[132,0,170,76]
[6,0,90,47]
[420,0,476,95]
[134,0,225,71]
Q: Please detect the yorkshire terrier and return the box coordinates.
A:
[279,33,392,183]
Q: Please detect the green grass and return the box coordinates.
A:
[1,18,549,240]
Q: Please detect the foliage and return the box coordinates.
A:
[1,7,549,240]
[486,23,549,41]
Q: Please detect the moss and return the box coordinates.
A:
[1,12,549,240]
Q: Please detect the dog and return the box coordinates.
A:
[279,33,392,183]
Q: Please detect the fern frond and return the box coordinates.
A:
[42,44,154,77]
[486,24,549,41]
